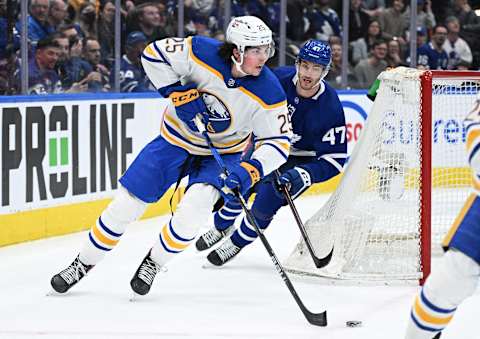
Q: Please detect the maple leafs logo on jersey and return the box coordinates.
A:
[291,133,302,144]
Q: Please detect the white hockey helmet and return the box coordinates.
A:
[226,16,274,57]
[226,16,275,74]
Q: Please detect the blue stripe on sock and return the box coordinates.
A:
[410,311,442,333]
[420,289,457,314]
[231,231,252,248]
[214,213,235,230]
[159,233,182,253]
[168,221,195,242]
[89,232,111,251]
[240,220,258,238]
[98,217,123,238]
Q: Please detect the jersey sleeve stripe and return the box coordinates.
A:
[254,135,291,142]
[257,140,290,153]
[319,156,344,173]
[318,152,348,159]
[467,141,480,165]
[188,37,224,81]
[257,142,289,161]
[141,53,165,63]
[238,86,287,109]
[152,41,171,65]
[442,193,476,247]
[466,127,480,150]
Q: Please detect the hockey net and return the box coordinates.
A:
[284,67,480,284]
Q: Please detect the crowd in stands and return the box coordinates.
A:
[0,0,479,95]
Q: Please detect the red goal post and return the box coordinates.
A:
[420,70,480,284]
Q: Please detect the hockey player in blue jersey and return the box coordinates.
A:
[50,16,291,296]
[195,40,348,266]
[405,93,480,339]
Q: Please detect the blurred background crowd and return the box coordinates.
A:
[1,0,480,95]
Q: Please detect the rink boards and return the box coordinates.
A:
[0,91,382,246]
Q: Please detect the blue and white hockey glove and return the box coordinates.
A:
[277,167,312,199]
[220,159,263,202]
[164,83,209,131]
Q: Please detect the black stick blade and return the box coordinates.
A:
[306,310,328,327]
[312,246,334,269]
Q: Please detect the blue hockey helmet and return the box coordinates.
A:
[297,39,332,68]
[296,40,331,84]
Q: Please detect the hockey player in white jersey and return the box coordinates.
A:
[195,40,347,266]
[405,93,480,339]
[50,16,291,296]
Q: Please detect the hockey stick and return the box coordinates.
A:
[274,170,333,269]
[194,116,327,327]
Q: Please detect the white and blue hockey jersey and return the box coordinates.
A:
[141,36,291,175]
[272,66,347,183]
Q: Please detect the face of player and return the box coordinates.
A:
[297,60,325,91]
[239,45,271,76]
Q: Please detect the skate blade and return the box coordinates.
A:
[201,261,223,269]
[129,292,143,302]
[46,289,64,296]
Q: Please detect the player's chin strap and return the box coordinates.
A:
[231,52,249,77]
[193,115,328,327]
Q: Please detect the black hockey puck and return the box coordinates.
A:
[346,320,362,327]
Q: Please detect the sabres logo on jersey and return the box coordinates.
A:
[202,93,232,134]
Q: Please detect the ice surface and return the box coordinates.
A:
[0,195,477,339]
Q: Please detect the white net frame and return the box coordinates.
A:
[284,67,480,284]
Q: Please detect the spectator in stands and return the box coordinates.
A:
[16,0,54,44]
[0,45,19,95]
[48,0,68,31]
[446,0,480,69]
[352,39,388,89]
[20,36,63,94]
[287,0,306,42]
[127,3,167,42]
[0,0,20,59]
[350,19,382,65]
[417,24,449,70]
[59,34,102,92]
[304,0,342,42]
[385,37,407,68]
[112,31,153,92]
[83,37,110,91]
[378,0,408,46]
[349,0,371,42]
[97,0,116,67]
[58,25,84,58]
[404,0,436,32]
[77,2,98,38]
[325,42,355,89]
[443,16,473,70]
[362,0,385,18]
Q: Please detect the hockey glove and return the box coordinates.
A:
[220,159,263,202]
[164,83,209,131]
[277,167,312,199]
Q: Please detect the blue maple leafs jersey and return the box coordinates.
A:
[272,66,348,183]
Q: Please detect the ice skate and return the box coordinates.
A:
[206,239,242,266]
[195,226,231,251]
[130,250,163,296]
[50,255,93,293]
